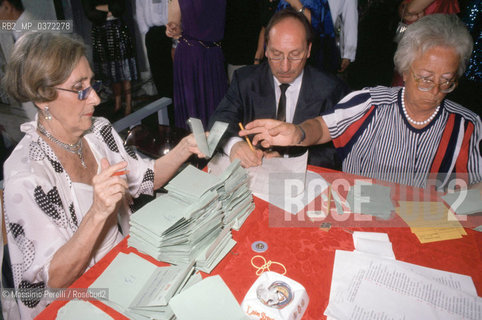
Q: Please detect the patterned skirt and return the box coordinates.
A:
[91,18,138,84]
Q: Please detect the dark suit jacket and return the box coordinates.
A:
[208,62,350,169]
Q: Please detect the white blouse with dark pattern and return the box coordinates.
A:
[3,116,155,318]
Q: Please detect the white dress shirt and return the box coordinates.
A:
[135,0,169,34]
[327,0,358,61]
[223,71,304,156]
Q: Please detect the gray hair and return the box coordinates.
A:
[394,14,473,78]
[4,32,86,103]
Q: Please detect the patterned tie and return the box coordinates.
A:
[277,83,290,122]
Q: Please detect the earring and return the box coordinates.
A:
[44,107,52,120]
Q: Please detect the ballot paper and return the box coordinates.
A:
[89,252,196,319]
[396,201,466,243]
[56,299,113,320]
[187,117,228,158]
[442,189,482,215]
[169,275,248,320]
[325,250,481,320]
[345,180,394,220]
[352,231,395,259]
[129,161,253,271]
[208,152,327,215]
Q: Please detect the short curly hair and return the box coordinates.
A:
[4,32,86,103]
[394,14,473,78]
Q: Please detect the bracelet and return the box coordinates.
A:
[296,124,306,144]
[254,58,262,62]
[297,6,306,14]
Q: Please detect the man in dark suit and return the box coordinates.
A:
[208,8,348,168]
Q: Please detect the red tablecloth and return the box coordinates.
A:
[37,166,482,319]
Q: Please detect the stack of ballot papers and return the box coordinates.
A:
[208,152,328,215]
[128,162,253,272]
[324,250,481,320]
[88,252,201,320]
[344,181,394,219]
[396,201,467,243]
[442,189,482,215]
[211,159,255,230]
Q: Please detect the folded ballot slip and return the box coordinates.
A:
[241,271,309,320]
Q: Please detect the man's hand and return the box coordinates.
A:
[240,119,300,148]
[263,150,282,159]
[338,58,350,73]
[230,141,263,168]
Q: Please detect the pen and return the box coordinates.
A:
[112,170,127,176]
[238,122,255,151]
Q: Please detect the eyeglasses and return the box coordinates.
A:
[410,69,457,93]
[266,51,306,64]
[56,80,102,100]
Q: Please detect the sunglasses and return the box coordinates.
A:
[56,80,102,100]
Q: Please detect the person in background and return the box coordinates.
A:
[254,0,280,64]
[393,0,460,86]
[0,0,38,138]
[276,0,339,74]
[447,0,481,113]
[209,9,348,168]
[135,0,175,124]
[400,0,459,23]
[241,14,481,190]
[2,32,204,318]
[81,0,137,116]
[166,0,228,130]
[346,0,399,90]
[327,0,358,73]
[135,0,173,98]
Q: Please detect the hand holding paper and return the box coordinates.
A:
[187,117,228,158]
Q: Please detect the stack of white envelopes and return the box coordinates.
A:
[128,161,253,273]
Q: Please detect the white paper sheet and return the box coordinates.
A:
[352,232,395,259]
[208,153,328,214]
[325,250,481,320]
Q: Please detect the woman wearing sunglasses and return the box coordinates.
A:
[2,32,205,318]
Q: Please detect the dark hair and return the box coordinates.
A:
[0,0,24,12]
[265,8,313,46]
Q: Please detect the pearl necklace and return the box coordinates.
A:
[37,123,87,168]
[401,88,440,126]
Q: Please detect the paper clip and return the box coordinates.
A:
[251,255,287,276]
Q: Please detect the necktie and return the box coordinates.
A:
[277,83,290,122]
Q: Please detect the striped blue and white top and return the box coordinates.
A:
[322,86,482,189]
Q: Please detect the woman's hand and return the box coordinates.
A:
[178,133,206,159]
[240,119,300,148]
[91,158,128,219]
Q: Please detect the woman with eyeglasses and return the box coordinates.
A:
[2,32,205,318]
[240,14,481,190]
